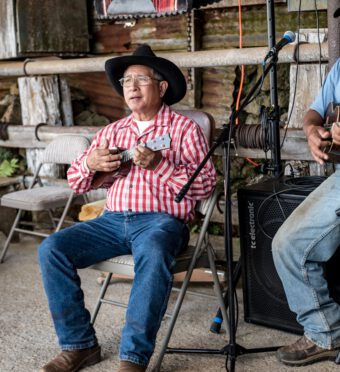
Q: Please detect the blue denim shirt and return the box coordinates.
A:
[310,58,340,118]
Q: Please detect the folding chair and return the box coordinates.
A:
[0,135,91,263]
[88,110,229,368]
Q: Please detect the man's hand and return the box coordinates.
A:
[133,144,162,170]
[305,125,332,164]
[303,109,331,165]
[331,122,340,146]
[86,139,122,172]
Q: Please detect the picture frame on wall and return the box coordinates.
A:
[94,0,191,18]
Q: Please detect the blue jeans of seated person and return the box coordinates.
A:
[272,168,340,350]
[38,211,189,367]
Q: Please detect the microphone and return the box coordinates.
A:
[264,31,296,61]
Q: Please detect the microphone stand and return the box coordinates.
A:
[266,0,282,177]
[210,0,284,334]
[169,56,281,372]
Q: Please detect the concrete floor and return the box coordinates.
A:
[0,234,339,372]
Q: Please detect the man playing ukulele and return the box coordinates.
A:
[38,44,216,372]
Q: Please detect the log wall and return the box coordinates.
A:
[66,3,327,126]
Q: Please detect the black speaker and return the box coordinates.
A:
[237,176,338,334]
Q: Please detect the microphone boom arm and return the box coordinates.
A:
[175,58,277,203]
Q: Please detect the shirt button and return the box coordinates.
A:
[130,184,133,188]
[159,174,163,177]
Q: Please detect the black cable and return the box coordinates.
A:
[233,107,271,153]
[34,123,48,141]
[260,106,270,154]
[285,162,295,177]
[242,64,266,108]
[283,175,326,191]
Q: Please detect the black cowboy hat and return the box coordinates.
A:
[335,7,340,18]
[105,44,187,106]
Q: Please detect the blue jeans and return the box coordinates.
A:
[272,169,340,349]
[38,211,189,366]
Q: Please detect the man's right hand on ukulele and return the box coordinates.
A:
[86,139,122,172]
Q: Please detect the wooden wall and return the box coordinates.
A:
[66,2,327,127]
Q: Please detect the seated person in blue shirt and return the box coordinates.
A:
[272,9,340,367]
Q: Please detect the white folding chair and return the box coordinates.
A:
[0,135,91,263]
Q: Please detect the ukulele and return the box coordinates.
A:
[92,133,171,188]
[323,102,340,163]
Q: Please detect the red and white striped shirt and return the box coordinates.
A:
[67,105,217,221]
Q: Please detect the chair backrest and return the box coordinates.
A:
[42,135,91,165]
[175,110,217,215]
[176,110,215,145]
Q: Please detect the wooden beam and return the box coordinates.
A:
[0,125,98,148]
[0,124,313,161]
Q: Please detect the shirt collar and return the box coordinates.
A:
[119,104,171,129]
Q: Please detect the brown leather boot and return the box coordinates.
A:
[40,345,101,372]
[118,361,147,372]
[277,335,340,366]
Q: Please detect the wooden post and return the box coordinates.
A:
[286,29,333,176]
[18,75,73,176]
[328,0,340,68]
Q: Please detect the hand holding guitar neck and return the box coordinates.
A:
[133,142,163,170]
[323,102,340,163]
[91,134,171,188]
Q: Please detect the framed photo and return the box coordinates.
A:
[94,0,192,18]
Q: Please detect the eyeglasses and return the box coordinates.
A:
[119,75,161,87]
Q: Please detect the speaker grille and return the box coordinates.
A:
[238,177,314,334]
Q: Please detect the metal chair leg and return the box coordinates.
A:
[91,272,113,324]
[154,258,199,370]
[0,209,23,263]
[47,209,57,229]
[154,248,228,370]
[55,193,74,232]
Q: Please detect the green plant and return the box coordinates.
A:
[208,222,223,235]
[0,158,19,177]
[0,148,15,163]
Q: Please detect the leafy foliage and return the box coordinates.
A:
[0,147,24,177]
[0,148,15,164]
[0,159,19,177]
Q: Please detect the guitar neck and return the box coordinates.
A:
[324,102,340,162]
[118,134,171,164]
[325,102,340,125]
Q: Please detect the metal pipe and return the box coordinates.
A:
[0,43,328,77]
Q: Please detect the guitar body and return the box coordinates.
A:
[91,134,171,189]
[324,102,340,163]
[92,154,132,189]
